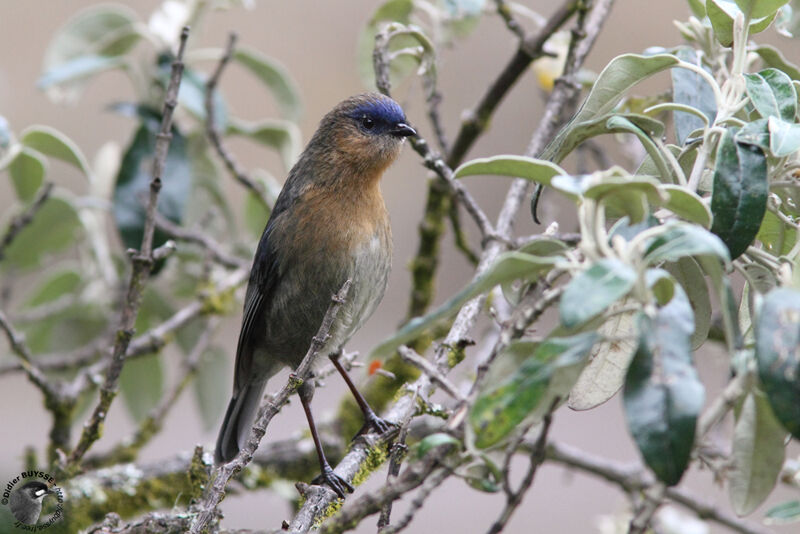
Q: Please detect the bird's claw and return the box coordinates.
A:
[355,411,397,439]
[311,464,353,499]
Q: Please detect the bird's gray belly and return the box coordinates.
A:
[262,233,390,367]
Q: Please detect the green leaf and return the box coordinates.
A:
[560,259,637,329]
[453,155,566,186]
[710,129,768,260]
[707,0,779,46]
[768,116,800,157]
[547,113,666,167]
[661,185,712,228]
[233,47,302,121]
[38,55,126,91]
[689,0,707,16]
[744,68,797,121]
[370,252,558,358]
[120,353,164,423]
[194,345,230,431]
[646,268,676,306]
[568,301,638,410]
[734,0,790,19]
[113,121,191,260]
[543,54,679,161]
[40,4,139,100]
[757,210,798,255]
[766,500,800,524]
[584,169,667,222]
[20,125,91,178]
[413,432,462,459]
[753,45,800,81]
[664,257,712,349]
[7,147,46,202]
[471,333,597,449]
[729,390,787,516]
[643,221,731,265]
[357,0,416,88]
[571,54,680,125]
[228,118,302,171]
[1,195,82,270]
[24,269,81,308]
[671,48,717,144]
[735,118,771,151]
[756,287,800,439]
[623,296,704,486]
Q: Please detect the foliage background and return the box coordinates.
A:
[0,0,798,532]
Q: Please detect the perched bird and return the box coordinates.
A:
[9,481,51,525]
[215,93,415,497]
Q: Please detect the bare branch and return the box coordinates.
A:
[153,210,250,269]
[546,441,774,534]
[0,181,53,261]
[486,404,557,534]
[447,0,580,167]
[86,319,219,468]
[63,27,192,473]
[398,345,464,401]
[0,309,59,399]
[205,32,270,207]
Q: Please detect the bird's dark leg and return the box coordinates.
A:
[329,351,397,438]
[298,379,353,498]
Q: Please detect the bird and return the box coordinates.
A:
[214,93,415,498]
[9,481,51,525]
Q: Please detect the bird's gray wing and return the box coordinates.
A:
[232,219,281,395]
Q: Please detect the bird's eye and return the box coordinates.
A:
[361,116,375,130]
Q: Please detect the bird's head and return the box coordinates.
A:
[18,481,51,501]
[315,93,415,174]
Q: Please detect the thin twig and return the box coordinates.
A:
[494,0,527,41]
[377,467,451,534]
[398,345,464,401]
[0,310,59,399]
[205,32,269,207]
[86,318,219,468]
[486,403,557,534]
[153,210,249,269]
[188,280,353,534]
[546,441,773,534]
[0,182,54,261]
[377,387,418,530]
[447,0,580,167]
[63,27,191,474]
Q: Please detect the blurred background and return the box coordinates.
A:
[1,1,798,532]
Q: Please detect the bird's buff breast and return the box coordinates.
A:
[263,187,391,366]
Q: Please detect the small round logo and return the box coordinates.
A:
[2,471,63,531]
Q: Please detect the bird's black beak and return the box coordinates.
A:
[390,123,416,137]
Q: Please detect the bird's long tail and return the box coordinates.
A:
[214,380,267,464]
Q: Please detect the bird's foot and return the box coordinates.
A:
[354,410,398,439]
[311,464,353,499]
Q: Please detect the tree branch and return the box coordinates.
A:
[0,181,54,261]
[63,27,191,473]
[546,441,774,534]
[205,32,270,207]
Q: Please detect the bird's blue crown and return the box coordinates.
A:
[349,97,406,125]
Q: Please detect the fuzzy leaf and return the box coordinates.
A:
[756,287,800,439]
[710,129,768,259]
